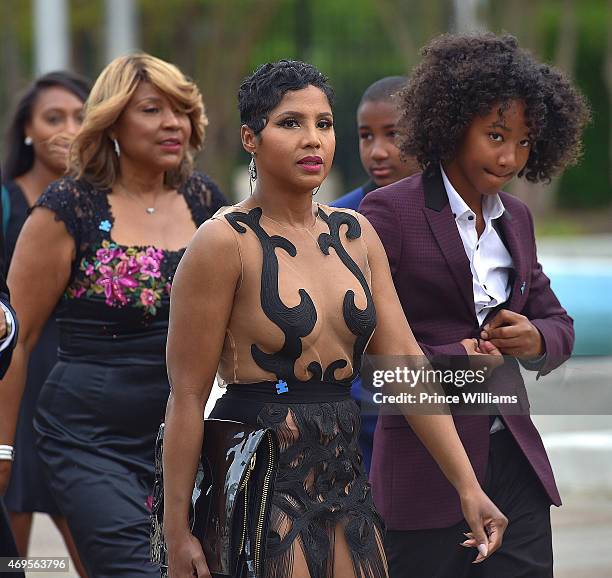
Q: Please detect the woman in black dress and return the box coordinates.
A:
[1,71,89,574]
[0,53,226,577]
[162,60,507,578]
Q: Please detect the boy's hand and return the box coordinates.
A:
[480,309,544,359]
[460,338,504,376]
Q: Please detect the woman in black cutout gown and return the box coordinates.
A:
[163,61,507,578]
[0,54,226,578]
[1,72,89,574]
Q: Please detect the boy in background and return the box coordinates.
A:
[334,76,419,210]
[333,76,420,472]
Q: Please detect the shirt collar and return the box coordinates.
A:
[362,179,378,197]
[482,190,505,221]
[440,163,505,222]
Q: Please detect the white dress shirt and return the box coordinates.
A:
[440,165,513,326]
[440,166,513,434]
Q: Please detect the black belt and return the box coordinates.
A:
[224,380,352,403]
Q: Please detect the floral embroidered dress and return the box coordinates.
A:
[68,241,169,312]
[31,172,226,578]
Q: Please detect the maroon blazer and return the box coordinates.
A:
[359,168,572,530]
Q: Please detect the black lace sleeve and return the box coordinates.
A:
[182,171,228,226]
[32,177,86,245]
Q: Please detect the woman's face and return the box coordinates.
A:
[252,85,335,193]
[112,81,192,175]
[25,86,85,174]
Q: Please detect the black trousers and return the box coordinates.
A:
[385,429,553,578]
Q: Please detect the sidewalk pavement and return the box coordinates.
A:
[27,493,612,578]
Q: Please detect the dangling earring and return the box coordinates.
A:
[248,152,257,195]
[24,136,33,146]
[113,138,121,157]
[312,185,321,197]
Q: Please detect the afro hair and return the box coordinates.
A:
[398,33,590,182]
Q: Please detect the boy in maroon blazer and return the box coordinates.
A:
[360,33,589,577]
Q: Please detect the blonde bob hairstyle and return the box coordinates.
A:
[69,52,207,189]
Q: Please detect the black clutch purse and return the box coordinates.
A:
[150,419,279,578]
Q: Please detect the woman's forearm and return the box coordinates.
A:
[0,342,31,446]
[0,343,31,495]
[162,391,206,543]
[404,414,480,496]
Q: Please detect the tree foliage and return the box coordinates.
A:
[0,0,609,210]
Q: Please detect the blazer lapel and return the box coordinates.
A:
[494,208,528,311]
[422,168,475,315]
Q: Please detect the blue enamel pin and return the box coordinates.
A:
[275,380,289,394]
[99,219,112,232]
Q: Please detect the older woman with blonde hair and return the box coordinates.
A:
[0,53,226,576]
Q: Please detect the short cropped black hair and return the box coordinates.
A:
[398,33,590,182]
[359,76,407,109]
[238,60,334,135]
[3,70,91,181]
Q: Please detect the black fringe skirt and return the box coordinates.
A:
[209,380,388,578]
